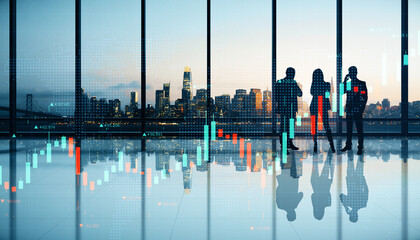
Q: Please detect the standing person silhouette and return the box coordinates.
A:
[340,66,368,155]
[310,69,335,153]
[274,67,302,151]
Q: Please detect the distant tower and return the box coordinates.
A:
[382,98,390,110]
[163,83,170,108]
[250,88,262,113]
[130,91,138,108]
[163,83,170,99]
[26,94,33,118]
[155,90,164,114]
[263,90,272,117]
[182,66,192,101]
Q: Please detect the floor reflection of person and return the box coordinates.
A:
[311,151,334,220]
[340,152,368,223]
[276,152,303,221]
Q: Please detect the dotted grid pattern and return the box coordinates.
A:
[13,51,75,116]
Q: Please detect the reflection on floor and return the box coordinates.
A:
[0,137,419,240]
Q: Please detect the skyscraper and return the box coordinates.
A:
[163,83,170,99]
[182,66,192,101]
[215,94,230,117]
[155,90,164,114]
[250,88,262,115]
[130,91,138,108]
[80,88,90,118]
[382,98,390,110]
[162,83,170,110]
[263,90,272,117]
[232,89,247,117]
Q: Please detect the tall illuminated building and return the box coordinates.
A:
[130,91,138,108]
[232,89,246,117]
[263,90,272,117]
[182,66,192,101]
[163,83,170,99]
[215,94,230,117]
[155,90,164,114]
[250,88,262,115]
[163,83,170,109]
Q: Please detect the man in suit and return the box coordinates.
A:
[274,67,302,151]
[340,66,368,155]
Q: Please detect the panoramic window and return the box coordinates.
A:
[408,0,420,132]
[16,0,75,133]
[277,0,336,135]
[343,0,401,133]
[212,0,271,134]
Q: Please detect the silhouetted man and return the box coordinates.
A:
[274,67,302,151]
[276,152,303,221]
[340,152,368,223]
[340,66,368,155]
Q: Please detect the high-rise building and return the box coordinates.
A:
[196,89,207,102]
[263,90,272,117]
[296,82,309,116]
[188,89,207,117]
[382,98,390,110]
[235,89,246,96]
[109,99,122,117]
[99,98,108,117]
[215,94,230,117]
[130,91,138,108]
[90,97,98,117]
[232,89,247,117]
[163,83,170,99]
[162,83,170,110]
[80,88,90,118]
[182,66,192,101]
[250,88,262,115]
[155,90,164,114]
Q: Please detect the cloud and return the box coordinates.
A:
[108,81,141,90]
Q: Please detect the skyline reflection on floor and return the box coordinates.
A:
[0,137,419,240]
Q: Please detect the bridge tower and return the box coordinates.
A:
[26,94,33,118]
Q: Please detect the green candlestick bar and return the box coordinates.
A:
[211,120,216,141]
[282,132,287,163]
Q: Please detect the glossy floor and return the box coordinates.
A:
[0,137,419,240]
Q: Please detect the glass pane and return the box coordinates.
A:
[16,0,75,133]
[277,0,336,135]
[82,0,141,133]
[212,0,271,134]
[343,0,401,129]
[0,0,8,122]
[408,0,420,132]
[146,0,206,135]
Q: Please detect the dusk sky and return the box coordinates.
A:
[0,0,419,116]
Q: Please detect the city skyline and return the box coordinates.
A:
[43,68,412,119]
[1,0,420,114]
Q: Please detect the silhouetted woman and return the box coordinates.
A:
[310,69,335,153]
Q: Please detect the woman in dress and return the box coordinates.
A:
[310,69,335,153]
